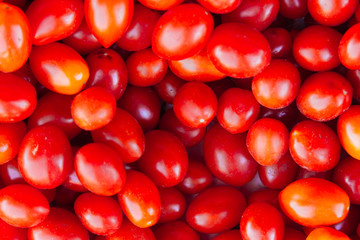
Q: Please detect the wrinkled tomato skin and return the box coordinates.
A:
[279,178,350,227]
[0,121,27,164]
[107,218,156,240]
[154,221,200,240]
[306,227,350,240]
[0,3,31,73]
[339,23,360,70]
[25,0,83,45]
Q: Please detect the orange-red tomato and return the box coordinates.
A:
[306,227,350,240]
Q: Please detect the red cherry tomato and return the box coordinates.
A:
[28,207,89,240]
[346,69,360,104]
[240,202,285,240]
[62,168,87,193]
[154,221,200,240]
[74,192,123,235]
[138,0,183,10]
[339,23,360,70]
[107,218,156,240]
[118,170,161,228]
[75,143,126,196]
[186,186,247,233]
[296,72,352,121]
[284,227,306,240]
[0,159,26,185]
[26,0,83,45]
[152,3,214,60]
[306,227,350,240]
[84,0,134,48]
[207,23,271,78]
[198,0,242,14]
[29,42,90,95]
[279,178,350,227]
[154,71,185,104]
[213,230,242,240]
[0,218,27,240]
[158,188,186,223]
[0,122,27,164]
[279,0,307,19]
[18,125,72,189]
[0,3,31,73]
[263,28,293,59]
[173,82,217,128]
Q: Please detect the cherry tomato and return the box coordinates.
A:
[332,204,360,236]
[339,23,360,70]
[296,72,352,121]
[346,69,360,104]
[0,122,26,164]
[259,102,300,129]
[306,227,350,240]
[29,42,90,95]
[84,0,134,48]
[207,23,271,78]
[0,3,31,73]
[154,71,185,104]
[26,0,83,45]
[154,221,200,240]
[28,207,89,240]
[207,78,235,98]
[75,143,126,196]
[138,0,183,10]
[0,159,26,185]
[284,227,306,240]
[279,178,350,227]
[240,202,285,240]
[263,28,293,59]
[158,188,186,223]
[213,230,242,240]
[197,0,242,14]
[186,186,247,233]
[18,125,72,189]
[279,0,307,19]
[62,167,87,193]
[117,170,161,228]
[152,3,214,60]
[0,218,27,240]
[107,218,155,240]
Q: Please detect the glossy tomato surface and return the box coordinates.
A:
[107,218,156,240]
[0,122,27,164]
[339,23,360,70]
[154,221,200,240]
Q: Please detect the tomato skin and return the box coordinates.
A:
[18,125,72,189]
[75,143,126,196]
[213,230,242,240]
[284,227,306,240]
[0,3,31,73]
[279,178,350,227]
[137,130,188,187]
[29,42,90,95]
[0,159,26,185]
[296,72,353,122]
[117,170,161,228]
[84,0,134,48]
[279,0,307,19]
[26,0,83,45]
[197,0,242,14]
[186,186,247,233]
[138,0,183,10]
[152,3,214,60]
[74,192,123,235]
[154,221,200,240]
[339,23,360,70]
[263,28,292,59]
[154,71,185,104]
[0,184,49,228]
[28,207,89,240]
[107,218,156,240]
[158,188,186,223]
[306,227,350,240]
[0,218,27,240]
[207,23,271,78]
[0,122,27,164]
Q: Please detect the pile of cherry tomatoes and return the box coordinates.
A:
[1,0,360,239]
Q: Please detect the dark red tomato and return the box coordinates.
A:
[0,218,27,240]
[308,0,358,26]
[217,88,260,133]
[279,0,307,19]
[339,23,360,70]
[263,28,292,59]
[332,204,360,236]
[246,118,289,166]
[296,168,332,180]
[259,102,300,129]
[54,185,80,205]
[207,78,235,99]
[71,87,116,130]
[346,69,360,104]
[62,167,87,193]
[159,109,206,147]
[28,207,89,240]
[154,71,186,104]
[75,143,126,196]
[279,178,350,227]
[118,170,161,228]
[207,23,271,78]
[152,3,214,60]
[259,153,298,189]
[203,124,258,186]
[240,202,285,240]
[158,188,186,223]
[338,106,360,160]
[137,130,188,187]
[28,92,81,139]
[177,160,213,194]
[85,48,127,100]
[0,73,37,123]
[117,4,161,51]
[292,25,342,71]
[84,0,133,48]
[307,227,350,240]
[154,221,200,240]
[0,184,49,228]
[0,3,31,73]
[186,186,247,233]
[18,125,72,189]
[26,0,83,45]
[107,218,156,240]
[12,62,38,88]
[91,108,145,163]
[74,192,123,235]
[197,0,242,13]
[126,48,168,87]
[168,48,226,82]
[0,159,26,185]
[0,122,26,164]
[62,18,102,55]
[252,60,300,109]
[213,230,242,240]
[118,86,161,132]
[333,157,360,204]
[289,120,341,172]
[296,72,352,121]
[284,227,306,240]
[2,0,27,8]
[248,188,280,208]
[173,82,217,128]
[222,0,279,31]
[138,0,182,10]
[29,42,89,95]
